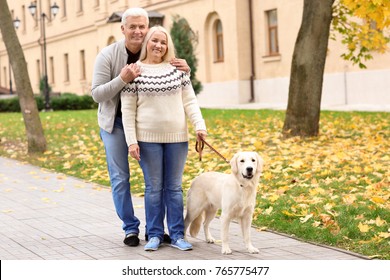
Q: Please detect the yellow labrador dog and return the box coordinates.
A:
[184,152,263,254]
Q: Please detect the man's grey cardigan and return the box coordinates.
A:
[91,39,128,133]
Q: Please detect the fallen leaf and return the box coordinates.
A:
[134,204,144,208]
[264,206,273,215]
[41,197,51,203]
[371,196,385,204]
[300,213,313,223]
[358,222,371,233]
[378,232,390,239]
[53,187,65,193]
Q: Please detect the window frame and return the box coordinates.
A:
[214,19,224,62]
[266,9,279,56]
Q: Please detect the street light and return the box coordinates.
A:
[28,1,60,111]
[13,17,21,29]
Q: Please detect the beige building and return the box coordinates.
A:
[1,0,389,106]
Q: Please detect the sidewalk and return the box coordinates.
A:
[0,156,368,260]
[199,103,390,112]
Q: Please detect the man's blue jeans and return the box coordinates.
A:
[138,141,188,243]
[100,117,140,235]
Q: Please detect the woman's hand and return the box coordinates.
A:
[196,130,207,142]
[128,144,141,161]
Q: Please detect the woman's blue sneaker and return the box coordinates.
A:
[171,238,192,251]
[144,237,161,251]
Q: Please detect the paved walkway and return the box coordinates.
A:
[0,156,369,260]
[199,103,390,112]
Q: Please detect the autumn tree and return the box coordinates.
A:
[170,15,202,94]
[283,0,390,137]
[332,0,390,68]
[0,0,47,152]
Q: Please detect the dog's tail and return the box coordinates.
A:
[189,212,204,237]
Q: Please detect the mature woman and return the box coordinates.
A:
[121,26,207,251]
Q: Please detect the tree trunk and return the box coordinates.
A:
[0,0,47,153]
[283,0,335,137]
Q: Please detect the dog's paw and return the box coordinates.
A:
[221,245,232,255]
[247,246,259,254]
[206,237,215,243]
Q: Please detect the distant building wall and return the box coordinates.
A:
[0,0,389,106]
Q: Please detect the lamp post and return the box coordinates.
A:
[8,60,13,95]
[28,1,59,111]
[10,17,21,95]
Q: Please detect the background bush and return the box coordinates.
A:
[0,93,97,112]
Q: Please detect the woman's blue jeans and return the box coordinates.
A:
[138,141,188,243]
[100,117,140,235]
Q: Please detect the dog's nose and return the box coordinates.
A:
[246,167,253,173]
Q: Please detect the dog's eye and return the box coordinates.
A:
[252,159,256,162]
[240,159,245,162]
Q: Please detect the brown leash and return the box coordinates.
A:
[195,138,230,164]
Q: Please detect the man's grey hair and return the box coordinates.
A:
[121,7,149,26]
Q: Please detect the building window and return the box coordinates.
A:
[49,56,55,84]
[64,53,69,82]
[62,0,67,17]
[214,19,224,62]
[266,9,279,55]
[2,67,6,88]
[21,5,26,32]
[107,36,116,46]
[46,0,52,21]
[80,50,86,80]
[78,0,83,13]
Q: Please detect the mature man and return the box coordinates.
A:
[91,7,189,246]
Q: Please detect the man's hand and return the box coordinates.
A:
[120,63,141,83]
[170,58,190,74]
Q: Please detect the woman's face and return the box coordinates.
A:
[146,30,168,62]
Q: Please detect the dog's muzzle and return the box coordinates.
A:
[242,167,254,179]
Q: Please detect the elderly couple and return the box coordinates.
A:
[91,7,207,252]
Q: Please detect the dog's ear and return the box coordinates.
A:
[230,153,239,175]
[256,153,264,174]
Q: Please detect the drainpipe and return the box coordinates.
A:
[343,64,348,105]
[248,0,255,102]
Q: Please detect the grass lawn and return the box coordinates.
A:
[0,108,389,259]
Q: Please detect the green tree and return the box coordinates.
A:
[170,15,202,94]
[0,0,47,152]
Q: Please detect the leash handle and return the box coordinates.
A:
[195,138,229,164]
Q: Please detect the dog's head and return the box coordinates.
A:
[230,152,264,181]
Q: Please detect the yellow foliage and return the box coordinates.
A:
[358,222,372,233]
[335,0,390,67]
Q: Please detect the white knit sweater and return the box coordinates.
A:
[121,62,206,146]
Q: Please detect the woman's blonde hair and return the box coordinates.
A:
[139,26,176,63]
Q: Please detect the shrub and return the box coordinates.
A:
[0,93,97,112]
[50,93,97,111]
[0,96,44,112]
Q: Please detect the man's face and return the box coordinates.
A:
[121,16,148,49]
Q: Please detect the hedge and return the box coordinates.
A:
[0,93,98,112]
